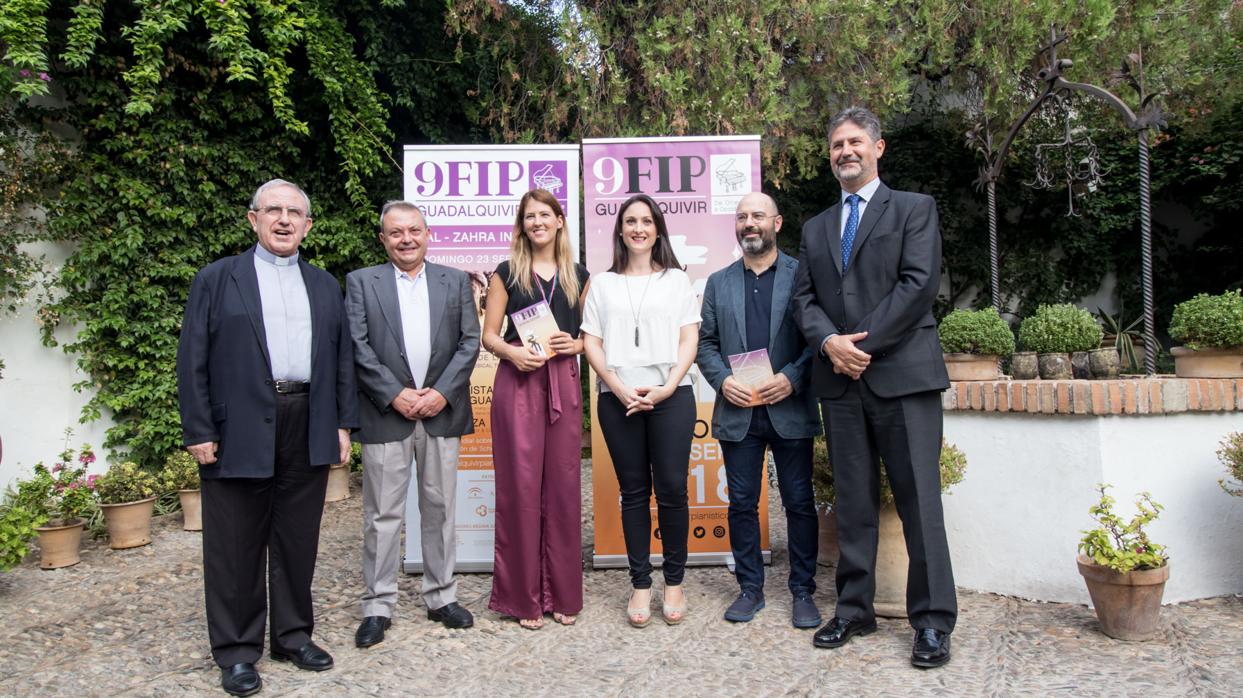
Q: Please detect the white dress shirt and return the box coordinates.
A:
[395,263,431,388]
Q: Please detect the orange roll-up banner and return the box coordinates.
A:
[401,145,581,573]
[583,136,770,568]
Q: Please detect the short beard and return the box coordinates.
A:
[740,234,773,256]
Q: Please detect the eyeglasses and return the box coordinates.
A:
[735,212,771,223]
[254,205,309,222]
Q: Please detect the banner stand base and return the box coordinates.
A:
[403,559,495,575]
[591,550,771,570]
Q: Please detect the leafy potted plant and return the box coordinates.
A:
[1,441,98,569]
[1076,484,1169,641]
[161,450,201,531]
[1096,306,1143,374]
[1018,304,1104,380]
[813,437,967,617]
[1168,290,1243,378]
[938,307,1015,380]
[1218,431,1243,496]
[95,461,160,549]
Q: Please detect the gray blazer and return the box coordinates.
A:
[345,261,480,442]
[697,251,822,442]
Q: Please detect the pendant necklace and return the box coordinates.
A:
[624,271,654,347]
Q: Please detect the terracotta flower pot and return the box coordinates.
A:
[35,519,85,569]
[1037,352,1072,380]
[178,489,202,531]
[100,497,157,549]
[1171,346,1243,378]
[817,507,838,568]
[325,463,350,502]
[814,505,907,618]
[1076,554,1169,641]
[943,353,1001,381]
[1010,352,1038,380]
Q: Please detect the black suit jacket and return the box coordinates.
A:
[344,261,481,442]
[792,181,949,399]
[176,246,359,478]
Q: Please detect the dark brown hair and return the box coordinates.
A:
[608,193,683,274]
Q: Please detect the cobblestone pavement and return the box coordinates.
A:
[2,461,1241,697]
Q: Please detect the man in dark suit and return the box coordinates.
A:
[697,192,823,628]
[792,107,956,668]
[345,201,480,649]
[177,179,358,696]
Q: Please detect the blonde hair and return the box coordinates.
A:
[508,189,580,307]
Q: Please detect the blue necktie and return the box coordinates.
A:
[841,193,861,273]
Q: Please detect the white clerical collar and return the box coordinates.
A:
[841,177,882,206]
[255,245,299,267]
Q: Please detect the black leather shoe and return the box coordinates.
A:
[723,590,765,623]
[269,641,334,671]
[911,628,951,668]
[220,662,261,697]
[427,601,474,629]
[812,616,878,649]
[355,616,392,648]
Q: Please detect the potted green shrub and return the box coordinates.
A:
[1018,304,1104,379]
[1218,431,1243,496]
[1076,484,1169,641]
[95,461,160,549]
[938,308,1015,380]
[161,451,201,531]
[1168,290,1243,378]
[813,437,967,618]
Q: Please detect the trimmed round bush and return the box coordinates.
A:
[1018,304,1103,353]
[1169,290,1243,350]
[939,308,1016,357]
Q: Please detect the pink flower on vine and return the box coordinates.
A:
[52,462,64,473]
[38,72,50,82]
[87,474,99,488]
[19,70,30,78]
[80,452,96,465]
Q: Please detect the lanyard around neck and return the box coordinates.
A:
[534,267,558,304]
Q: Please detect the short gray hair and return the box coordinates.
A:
[378,200,425,231]
[829,107,883,143]
[250,179,312,217]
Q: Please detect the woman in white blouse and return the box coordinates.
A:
[581,193,700,627]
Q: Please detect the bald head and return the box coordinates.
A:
[734,191,782,258]
[736,192,779,217]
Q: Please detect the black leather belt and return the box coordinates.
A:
[274,380,310,394]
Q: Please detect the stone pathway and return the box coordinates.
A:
[1,461,1240,697]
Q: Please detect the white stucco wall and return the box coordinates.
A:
[944,411,1243,604]
[0,242,114,488]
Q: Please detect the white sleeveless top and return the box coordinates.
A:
[580,268,701,392]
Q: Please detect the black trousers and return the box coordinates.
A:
[597,385,695,589]
[201,392,329,666]
[822,380,957,633]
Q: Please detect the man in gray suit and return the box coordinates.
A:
[792,107,956,667]
[345,201,480,648]
[697,192,823,629]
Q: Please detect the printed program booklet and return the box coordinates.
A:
[510,300,560,357]
[727,348,774,406]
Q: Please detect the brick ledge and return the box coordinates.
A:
[943,377,1243,415]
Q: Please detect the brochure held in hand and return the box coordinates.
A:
[727,348,774,406]
[510,300,560,358]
